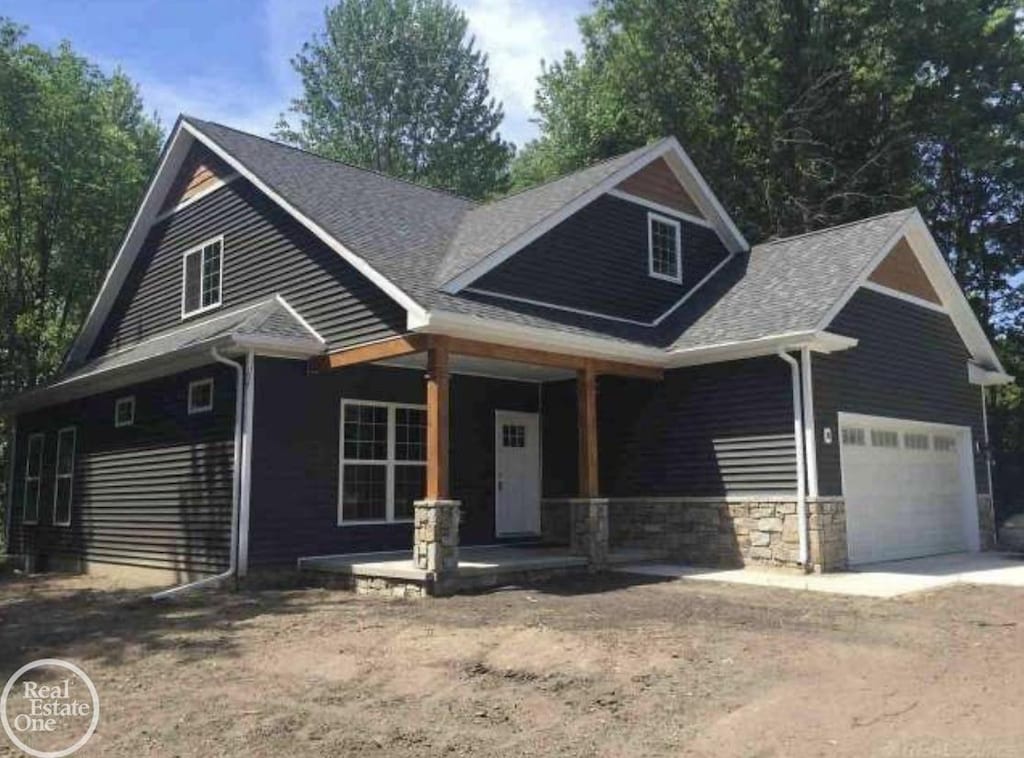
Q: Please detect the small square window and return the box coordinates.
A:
[502,424,526,448]
[114,396,135,428]
[648,213,682,283]
[188,378,214,415]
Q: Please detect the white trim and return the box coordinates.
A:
[114,396,136,428]
[187,378,215,414]
[180,235,225,319]
[800,348,819,498]
[337,399,427,526]
[153,172,240,223]
[51,426,76,527]
[607,188,711,228]
[652,252,736,326]
[777,352,808,566]
[666,331,859,367]
[21,432,44,526]
[181,121,427,323]
[463,288,652,326]
[66,120,194,365]
[968,362,1014,386]
[861,281,948,314]
[442,138,748,293]
[981,386,995,509]
[647,211,683,284]
[238,350,254,577]
[273,294,326,344]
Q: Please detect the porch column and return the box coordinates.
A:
[572,361,609,568]
[414,339,460,587]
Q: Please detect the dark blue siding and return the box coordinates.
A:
[814,288,988,495]
[248,359,539,566]
[9,364,236,573]
[542,357,798,497]
[90,148,406,359]
[473,194,730,323]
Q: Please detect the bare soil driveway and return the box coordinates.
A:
[1,571,1023,757]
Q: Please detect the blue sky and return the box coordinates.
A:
[5,0,590,145]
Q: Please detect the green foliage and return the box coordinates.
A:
[0,19,162,548]
[275,0,513,200]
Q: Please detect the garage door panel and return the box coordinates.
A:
[840,416,973,565]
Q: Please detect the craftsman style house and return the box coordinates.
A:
[2,116,1012,590]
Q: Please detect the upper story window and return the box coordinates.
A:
[648,212,682,283]
[181,236,223,318]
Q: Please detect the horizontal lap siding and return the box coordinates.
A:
[248,360,540,566]
[90,166,406,358]
[542,357,797,497]
[474,194,729,323]
[814,288,987,496]
[9,365,236,573]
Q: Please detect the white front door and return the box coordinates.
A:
[839,413,979,565]
[495,410,541,536]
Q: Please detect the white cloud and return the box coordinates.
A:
[458,0,584,145]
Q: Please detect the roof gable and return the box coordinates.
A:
[613,157,704,219]
[866,237,941,305]
[159,143,235,214]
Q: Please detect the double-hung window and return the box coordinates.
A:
[648,212,682,283]
[181,236,223,318]
[52,427,76,526]
[338,400,426,524]
[22,433,44,525]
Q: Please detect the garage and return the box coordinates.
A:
[839,413,980,565]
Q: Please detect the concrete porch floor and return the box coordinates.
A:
[615,551,1024,598]
[299,545,659,593]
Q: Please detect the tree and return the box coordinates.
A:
[0,19,162,545]
[275,0,513,200]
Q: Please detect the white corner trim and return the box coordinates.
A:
[181,121,427,323]
[968,362,1014,386]
[647,211,683,284]
[273,294,326,344]
[861,280,948,314]
[153,172,240,223]
[442,137,748,293]
[606,189,711,228]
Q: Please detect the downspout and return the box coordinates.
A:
[981,386,997,546]
[777,350,808,568]
[152,346,244,600]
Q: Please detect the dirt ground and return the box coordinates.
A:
[1,570,1023,757]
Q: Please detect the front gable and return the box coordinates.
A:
[468,192,731,324]
[613,157,705,221]
[866,237,941,306]
[159,144,236,215]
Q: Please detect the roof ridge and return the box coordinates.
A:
[755,208,916,249]
[183,115,477,205]
[487,139,665,205]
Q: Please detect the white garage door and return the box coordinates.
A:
[839,414,978,565]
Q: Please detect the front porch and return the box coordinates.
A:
[298,544,661,597]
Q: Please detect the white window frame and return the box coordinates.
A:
[647,211,682,284]
[114,396,136,428]
[22,433,44,526]
[188,378,215,415]
[337,399,427,526]
[52,427,76,527]
[180,235,224,319]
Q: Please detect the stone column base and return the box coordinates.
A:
[413,500,460,574]
[569,498,609,569]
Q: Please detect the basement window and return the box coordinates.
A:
[181,236,223,318]
[338,400,426,524]
[188,378,214,415]
[114,396,135,428]
[52,427,76,527]
[648,212,682,283]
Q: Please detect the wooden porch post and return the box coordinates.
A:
[577,360,599,498]
[425,339,450,500]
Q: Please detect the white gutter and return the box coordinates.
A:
[777,350,808,568]
[152,347,245,600]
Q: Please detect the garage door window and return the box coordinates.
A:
[870,429,899,448]
[934,435,957,452]
[904,432,930,451]
[841,427,865,446]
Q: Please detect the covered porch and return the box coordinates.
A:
[302,333,664,595]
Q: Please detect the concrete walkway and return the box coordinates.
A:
[617,552,1024,598]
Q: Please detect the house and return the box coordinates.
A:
[1,116,1013,592]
